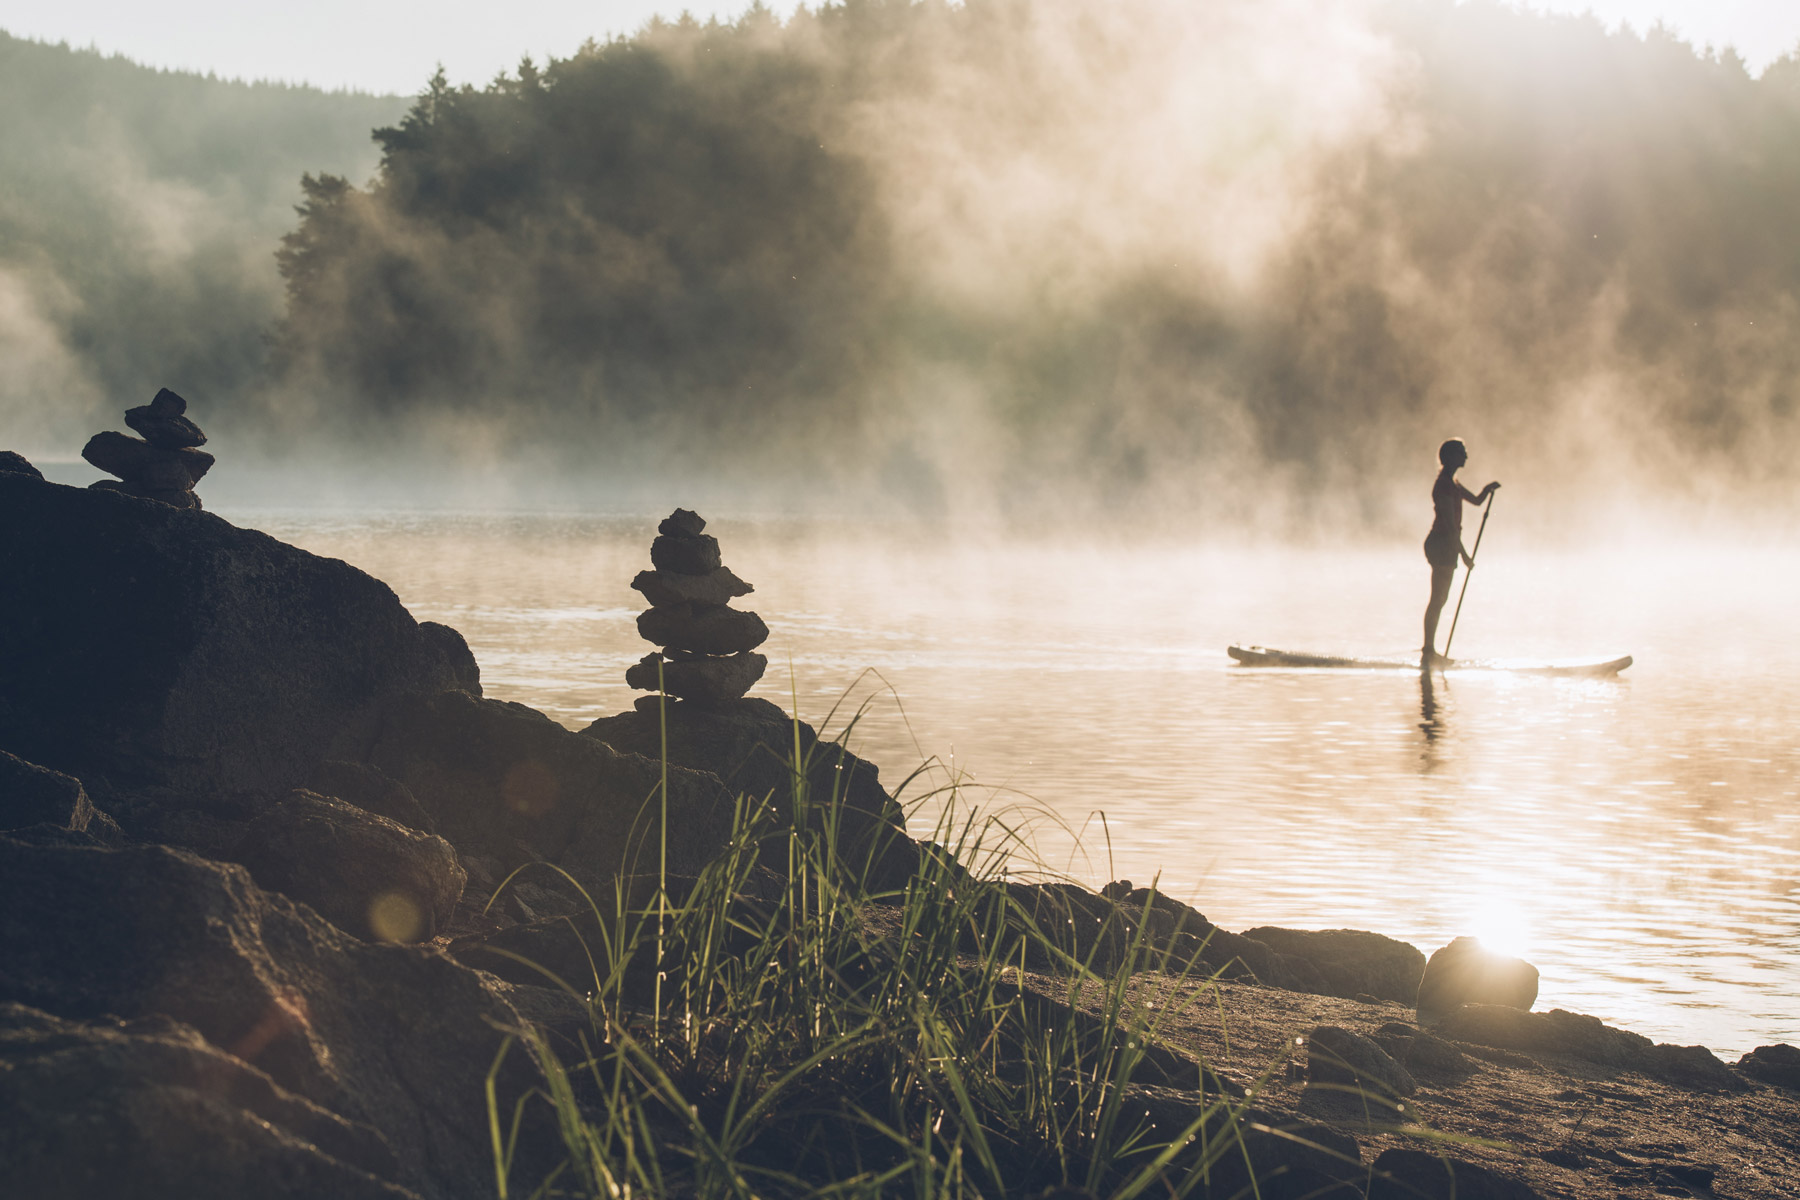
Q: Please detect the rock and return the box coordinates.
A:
[631,566,753,608]
[1154,1103,1362,1200]
[0,1003,416,1199]
[1415,936,1538,1021]
[0,472,477,794]
[1737,1042,1800,1090]
[626,650,768,706]
[307,760,436,833]
[1306,1024,1417,1098]
[650,532,722,575]
[1369,1021,1476,1078]
[1438,1004,1654,1068]
[81,430,214,489]
[0,751,93,832]
[229,790,465,942]
[150,386,188,416]
[363,689,736,892]
[1366,1147,1545,1200]
[636,602,770,655]
[658,508,706,536]
[124,405,208,449]
[417,621,481,694]
[582,695,915,886]
[1114,887,1321,990]
[1652,1042,1747,1092]
[0,450,42,478]
[1242,927,1426,1004]
[0,837,553,1199]
[90,478,204,509]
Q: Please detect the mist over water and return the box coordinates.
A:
[246,508,1800,1058]
[10,0,1800,1060]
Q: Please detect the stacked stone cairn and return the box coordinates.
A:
[81,387,212,510]
[626,509,769,709]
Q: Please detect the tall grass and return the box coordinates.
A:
[485,697,1316,1200]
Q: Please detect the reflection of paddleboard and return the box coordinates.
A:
[1227,645,1633,676]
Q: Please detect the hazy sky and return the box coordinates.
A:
[1,0,1795,95]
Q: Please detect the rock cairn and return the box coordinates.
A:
[626,509,768,709]
[82,387,212,510]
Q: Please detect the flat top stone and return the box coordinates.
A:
[659,509,706,537]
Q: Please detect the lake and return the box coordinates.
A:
[248,509,1799,1058]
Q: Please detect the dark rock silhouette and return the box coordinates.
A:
[124,386,208,448]
[229,790,466,943]
[583,695,916,886]
[628,508,767,707]
[1242,926,1427,1004]
[1738,1042,1800,1090]
[1367,1147,1545,1200]
[1368,1021,1476,1080]
[308,759,437,834]
[0,450,42,478]
[631,564,752,608]
[0,472,478,794]
[0,1004,416,1199]
[82,388,214,509]
[1415,936,1538,1021]
[364,689,736,893]
[1438,1003,1744,1090]
[1304,1023,1416,1099]
[1107,884,1327,991]
[0,751,94,833]
[0,837,555,1198]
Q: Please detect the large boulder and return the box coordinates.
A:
[0,450,42,478]
[0,751,94,832]
[1305,1024,1416,1100]
[0,1004,415,1199]
[581,696,916,886]
[1738,1043,1800,1090]
[1437,1003,1740,1089]
[1366,1148,1544,1200]
[1241,927,1426,1003]
[1414,936,1538,1021]
[308,759,437,833]
[229,790,466,942]
[0,837,552,1199]
[0,473,478,794]
[363,689,737,891]
[1110,886,1326,991]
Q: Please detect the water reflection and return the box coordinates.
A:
[1417,671,1445,763]
[241,511,1800,1056]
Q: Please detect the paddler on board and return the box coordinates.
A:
[1422,438,1499,669]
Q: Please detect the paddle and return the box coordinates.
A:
[1443,491,1495,659]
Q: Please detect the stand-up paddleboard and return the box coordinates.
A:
[1227,645,1633,676]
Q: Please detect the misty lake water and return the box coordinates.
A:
[246,510,1799,1058]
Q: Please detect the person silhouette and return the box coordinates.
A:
[1422,438,1498,668]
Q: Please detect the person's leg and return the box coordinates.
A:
[1423,563,1454,662]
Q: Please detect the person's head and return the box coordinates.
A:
[1438,438,1468,469]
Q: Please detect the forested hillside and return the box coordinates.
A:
[264,0,1800,520]
[0,31,404,450]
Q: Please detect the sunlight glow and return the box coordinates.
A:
[1465,897,1537,963]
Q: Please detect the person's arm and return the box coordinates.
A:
[1457,480,1500,505]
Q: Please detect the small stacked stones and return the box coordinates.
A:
[82,387,212,510]
[626,509,769,709]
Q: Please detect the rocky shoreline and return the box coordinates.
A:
[1,459,1795,1198]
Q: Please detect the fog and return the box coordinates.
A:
[0,31,402,451]
[8,4,1800,540]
